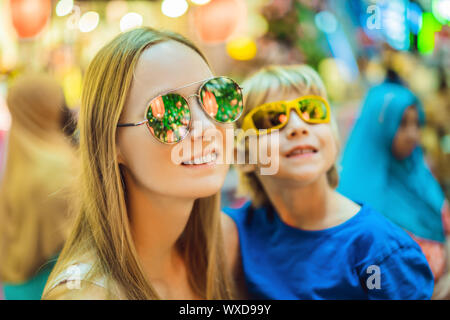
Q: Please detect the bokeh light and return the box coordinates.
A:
[315,11,338,34]
[120,12,143,32]
[432,0,450,24]
[194,0,244,43]
[226,37,257,61]
[161,0,189,18]
[55,0,73,17]
[10,0,51,38]
[78,11,100,33]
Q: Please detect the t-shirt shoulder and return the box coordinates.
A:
[222,201,253,224]
[349,204,425,264]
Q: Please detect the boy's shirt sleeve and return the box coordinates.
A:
[357,246,434,300]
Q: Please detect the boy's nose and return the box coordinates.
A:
[284,110,310,139]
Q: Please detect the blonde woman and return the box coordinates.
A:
[0,74,76,299]
[223,65,434,299]
[43,27,244,300]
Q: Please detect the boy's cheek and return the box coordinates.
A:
[255,133,281,176]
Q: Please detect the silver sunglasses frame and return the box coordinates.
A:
[117,76,243,145]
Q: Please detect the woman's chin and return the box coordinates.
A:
[179,177,225,198]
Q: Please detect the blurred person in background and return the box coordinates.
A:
[338,82,450,299]
[0,74,77,300]
[422,72,450,201]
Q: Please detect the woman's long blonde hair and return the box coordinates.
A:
[237,64,340,207]
[43,27,234,300]
[0,74,76,283]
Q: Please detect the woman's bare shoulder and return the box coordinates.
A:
[221,212,248,299]
[221,212,242,280]
[221,212,239,266]
[43,280,113,300]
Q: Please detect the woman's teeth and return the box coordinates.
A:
[182,152,217,165]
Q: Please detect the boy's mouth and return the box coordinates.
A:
[285,145,318,158]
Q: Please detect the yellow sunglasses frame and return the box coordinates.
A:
[241,95,331,135]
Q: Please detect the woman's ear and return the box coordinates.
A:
[116,145,125,165]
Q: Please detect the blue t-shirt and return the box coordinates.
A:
[223,201,434,300]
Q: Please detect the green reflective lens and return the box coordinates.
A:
[297,99,328,121]
[146,93,191,143]
[200,77,243,123]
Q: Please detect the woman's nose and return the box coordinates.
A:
[188,95,217,141]
[284,110,310,139]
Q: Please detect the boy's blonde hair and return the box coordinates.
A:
[236,64,340,207]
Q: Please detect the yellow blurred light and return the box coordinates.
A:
[56,0,73,17]
[63,67,83,108]
[78,11,99,33]
[120,12,143,32]
[191,0,211,4]
[318,58,349,101]
[226,37,257,61]
[161,0,188,18]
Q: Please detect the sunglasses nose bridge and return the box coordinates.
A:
[187,93,200,100]
[286,106,310,129]
[187,93,216,135]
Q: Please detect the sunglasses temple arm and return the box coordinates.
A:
[117,120,148,127]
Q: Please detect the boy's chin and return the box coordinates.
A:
[277,168,323,185]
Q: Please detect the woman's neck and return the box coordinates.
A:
[259,174,355,230]
[124,172,193,284]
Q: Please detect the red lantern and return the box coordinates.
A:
[203,91,218,117]
[150,96,165,119]
[10,0,51,39]
[193,0,245,44]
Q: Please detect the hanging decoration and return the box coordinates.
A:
[10,0,51,39]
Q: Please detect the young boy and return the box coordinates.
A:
[223,65,434,299]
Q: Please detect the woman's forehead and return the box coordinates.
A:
[132,40,212,96]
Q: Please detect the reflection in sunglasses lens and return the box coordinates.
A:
[252,105,287,130]
[200,77,243,123]
[147,93,191,143]
[298,99,328,121]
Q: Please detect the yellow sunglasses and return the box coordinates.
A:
[241,95,331,135]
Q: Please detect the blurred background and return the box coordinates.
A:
[0,0,448,224]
